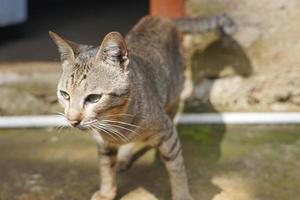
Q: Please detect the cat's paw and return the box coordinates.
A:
[90,191,115,200]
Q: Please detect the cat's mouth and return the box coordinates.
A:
[68,119,97,130]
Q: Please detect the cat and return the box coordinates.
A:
[49,14,236,200]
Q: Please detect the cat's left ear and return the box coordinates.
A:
[95,32,129,69]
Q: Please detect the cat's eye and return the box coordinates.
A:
[60,90,70,100]
[85,94,102,103]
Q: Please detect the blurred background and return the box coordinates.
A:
[1,0,300,115]
[0,0,300,200]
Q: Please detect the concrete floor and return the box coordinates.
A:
[1,125,299,200]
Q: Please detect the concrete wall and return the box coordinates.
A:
[184,0,300,112]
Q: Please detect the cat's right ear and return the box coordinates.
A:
[48,31,78,62]
[95,32,129,69]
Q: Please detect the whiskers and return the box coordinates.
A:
[101,113,136,118]
[53,111,141,143]
[89,123,118,141]
[55,111,65,117]
[54,111,67,133]
[86,116,141,143]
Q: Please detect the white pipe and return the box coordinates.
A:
[0,113,300,128]
[178,113,300,124]
[0,115,67,128]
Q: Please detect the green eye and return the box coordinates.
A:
[86,94,102,103]
[60,90,70,100]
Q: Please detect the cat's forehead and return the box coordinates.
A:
[60,61,90,80]
[64,61,122,78]
[60,60,128,92]
[76,47,98,63]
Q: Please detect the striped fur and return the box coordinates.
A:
[50,14,236,200]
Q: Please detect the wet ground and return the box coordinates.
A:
[0,125,299,200]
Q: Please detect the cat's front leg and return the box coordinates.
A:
[158,125,194,200]
[91,144,118,200]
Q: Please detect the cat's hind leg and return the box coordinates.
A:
[116,142,153,172]
[116,142,136,172]
[157,119,194,200]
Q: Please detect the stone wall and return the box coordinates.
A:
[184,0,300,112]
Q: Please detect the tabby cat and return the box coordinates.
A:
[49,14,235,200]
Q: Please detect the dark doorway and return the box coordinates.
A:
[0,0,148,61]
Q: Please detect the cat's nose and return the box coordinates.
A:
[69,120,81,127]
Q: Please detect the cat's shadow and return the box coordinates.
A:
[185,35,253,199]
[116,126,225,200]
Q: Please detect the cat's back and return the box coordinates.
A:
[126,16,175,49]
[126,16,184,107]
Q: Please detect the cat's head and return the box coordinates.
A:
[49,31,131,129]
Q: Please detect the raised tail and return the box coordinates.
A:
[172,13,237,35]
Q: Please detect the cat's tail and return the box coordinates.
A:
[172,13,237,35]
